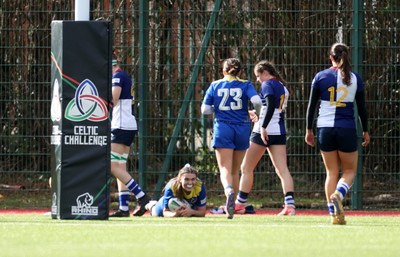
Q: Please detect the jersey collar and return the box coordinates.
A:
[224,74,239,81]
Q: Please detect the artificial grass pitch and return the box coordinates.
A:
[0,214,399,257]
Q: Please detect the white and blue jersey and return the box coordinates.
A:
[202,75,258,123]
[111,69,137,130]
[253,78,288,135]
[311,67,364,129]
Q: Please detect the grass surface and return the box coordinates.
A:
[1,214,399,257]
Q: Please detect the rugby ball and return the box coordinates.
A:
[168,197,190,212]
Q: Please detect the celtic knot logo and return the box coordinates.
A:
[65,79,108,122]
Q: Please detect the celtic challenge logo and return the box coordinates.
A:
[65,79,108,122]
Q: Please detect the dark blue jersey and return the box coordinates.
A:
[111,68,136,130]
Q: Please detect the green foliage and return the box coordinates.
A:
[1,0,399,209]
[194,146,218,175]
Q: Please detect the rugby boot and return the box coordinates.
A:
[109,209,130,217]
[226,192,235,219]
[330,191,346,225]
[133,194,150,216]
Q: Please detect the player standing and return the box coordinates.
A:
[109,55,150,217]
[305,43,370,224]
[201,58,262,219]
[236,60,296,216]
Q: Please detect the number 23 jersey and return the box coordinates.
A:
[202,75,258,123]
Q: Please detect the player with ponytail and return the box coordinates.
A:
[305,43,370,225]
[201,58,262,219]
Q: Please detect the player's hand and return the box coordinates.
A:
[305,129,315,147]
[362,131,370,147]
[178,206,192,217]
[173,207,185,217]
[249,110,258,123]
[261,128,268,145]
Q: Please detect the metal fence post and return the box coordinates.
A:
[138,0,149,189]
[351,0,364,210]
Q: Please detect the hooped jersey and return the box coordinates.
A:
[111,69,137,130]
[162,178,207,209]
[253,78,289,135]
[311,67,364,128]
[202,75,258,123]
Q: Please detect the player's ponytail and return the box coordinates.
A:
[330,43,352,86]
[223,58,242,76]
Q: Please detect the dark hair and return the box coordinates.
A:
[112,54,119,66]
[330,43,352,86]
[254,60,287,85]
[223,58,242,76]
[169,164,199,199]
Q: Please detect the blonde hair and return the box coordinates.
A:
[170,164,199,199]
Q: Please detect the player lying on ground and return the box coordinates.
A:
[146,164,207,217]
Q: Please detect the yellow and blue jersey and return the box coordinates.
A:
[161,178,207,209]
[152,178,207,217]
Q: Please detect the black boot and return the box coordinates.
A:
[109,209,130,217]
[132,194,150,216]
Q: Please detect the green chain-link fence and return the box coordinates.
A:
[1,0,399,210]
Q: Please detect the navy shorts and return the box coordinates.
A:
[317,127,357,152]
[212,120,251,150]
[111,129,136,146]
[250,132,286,147]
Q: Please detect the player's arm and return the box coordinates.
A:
[112,85,122,106]
[306,87,319,130]
[181,205,206,217]
[201,86,215,114]
[355,89,370,147]
[261,95,275,129]
[305,87,320,147]
[162,208,182,218]
[258,95,274,144]
[111,75,123,106]
[355,90,368,133]
[161,188,181,217]
[250,95,262,115]
[201,103,214,114]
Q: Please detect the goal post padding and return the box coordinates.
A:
[50,21,112,220]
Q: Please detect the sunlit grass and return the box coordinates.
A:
[0,214,399,257]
